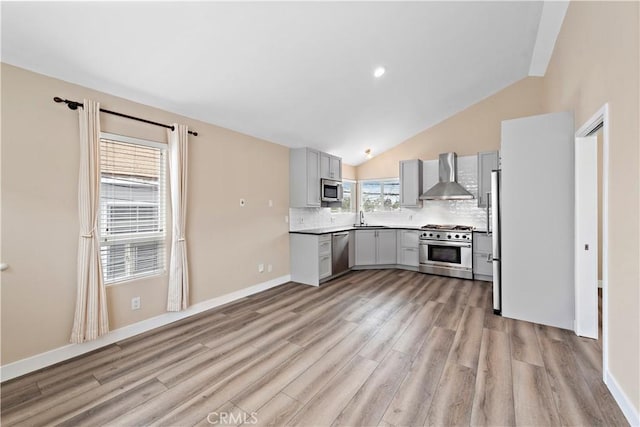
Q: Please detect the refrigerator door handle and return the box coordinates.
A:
[491,170,501,315]
[486,192,491,235]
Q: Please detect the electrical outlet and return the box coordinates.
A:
[267,264,273,273]
[239,198,246,207]
[131,297,141,310]
[258,263,264,273]
[330,216,335,224]
[268,199,273,207]
[285,216,289,223]
[408,215,413,221]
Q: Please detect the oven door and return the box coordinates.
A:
[419,240,472,269]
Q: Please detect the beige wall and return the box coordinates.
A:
[1,63,290,363]
[542,1,639,412]
[342,163,357,181]
[357,76,546,179]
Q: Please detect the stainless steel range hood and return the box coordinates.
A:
[419,152,474,200]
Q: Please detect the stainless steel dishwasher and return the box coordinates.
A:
[331,232,350,276]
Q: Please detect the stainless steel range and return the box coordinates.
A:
[419,224,473,279]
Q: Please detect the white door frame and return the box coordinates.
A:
[575,135,598,339]
[575,103,609,381]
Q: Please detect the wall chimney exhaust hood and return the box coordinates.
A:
[419,152,474,200]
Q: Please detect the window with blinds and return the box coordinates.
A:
[99,133,167,284]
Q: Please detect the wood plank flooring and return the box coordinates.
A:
[1,271,628,426]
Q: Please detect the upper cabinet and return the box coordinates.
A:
[290,148,321,207]
[477,151,499,208]
[290,148,343,208]
[399,159,423,208]
[320,153,342,181]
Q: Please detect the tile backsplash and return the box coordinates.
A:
[289,208,356,231]
[289,154,489,231]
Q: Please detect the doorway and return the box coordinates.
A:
[575,103,609,381]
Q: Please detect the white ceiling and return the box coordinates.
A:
[2,2,563,165]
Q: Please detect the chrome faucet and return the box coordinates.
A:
[359,210,365,226]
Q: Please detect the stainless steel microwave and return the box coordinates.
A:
[321,179,343,202]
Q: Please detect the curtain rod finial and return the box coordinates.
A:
[53,96,64,103]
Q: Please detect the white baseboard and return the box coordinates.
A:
[0,274,291,382]
[605,369,640,426]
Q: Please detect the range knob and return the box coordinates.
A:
[436,234,441,238]
[455,234,460,238]
[429,233,433,237]
[447,235,452,239]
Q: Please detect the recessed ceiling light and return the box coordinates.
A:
[373,67,386,78]
[365,148,373,159]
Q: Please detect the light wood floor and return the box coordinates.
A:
[1,270,628,426]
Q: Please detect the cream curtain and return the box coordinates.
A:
[167,124,190,311]
[70,99,109,343]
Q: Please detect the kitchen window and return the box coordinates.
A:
[331,179,356,213]
[359,179,400,212]
[99,133,167,284]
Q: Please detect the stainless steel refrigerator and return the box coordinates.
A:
[491,170,501,315]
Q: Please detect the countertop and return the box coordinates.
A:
[289,225,424,235]
[474,229,492,234]
[290,225,489,235]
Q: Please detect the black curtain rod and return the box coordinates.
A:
[53,97,199,136]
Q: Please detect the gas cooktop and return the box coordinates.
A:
[420,224,474,231]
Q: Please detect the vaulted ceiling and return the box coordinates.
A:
[1,2,566,165]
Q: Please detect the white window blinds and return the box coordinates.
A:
[99,133,167,284]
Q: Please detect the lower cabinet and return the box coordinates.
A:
[318,235,332,280]
[397,230,419,267]
[355,230,377,265]
[473,232,493,281]
[377,230,397,264]
[355,229,397,266]
[290,233,332,286]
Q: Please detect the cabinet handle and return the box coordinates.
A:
[486,253,492,263]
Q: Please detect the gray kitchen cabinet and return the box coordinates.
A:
[348,231,355,268]
[376,230,397,264]
[397,229,419,267]
[318,234,332,280]
[290,233,332,286]
[355,229,397,265]
[477,151,499,208]
[355,230,377,265]
[320,153,342,180]
[399,159,423,207]
[290,147,321,207]
[473,232,493,281]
